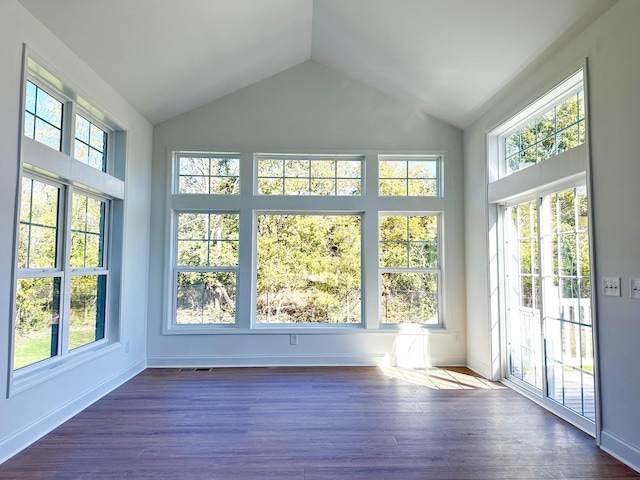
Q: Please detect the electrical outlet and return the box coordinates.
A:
[290,334,298,345]
[603,276,621,297]
[630,278,640,299]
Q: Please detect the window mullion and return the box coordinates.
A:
[58,185,73,356]
[62,100,75,157]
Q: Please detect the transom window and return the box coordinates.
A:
[502,78,585,176]
[74,115,107,171]
[256,154,362,196]
[175,153,240,194]
[24,80,63,151]
[379,155,440,196]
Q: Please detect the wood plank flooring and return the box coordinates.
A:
[1,366,638,479]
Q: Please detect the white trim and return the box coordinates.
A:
[601,431,640,474]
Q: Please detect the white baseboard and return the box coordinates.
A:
[600,430,640,474]
[466,356,491,378]
[0,358,146,465]
[146,353,466,368]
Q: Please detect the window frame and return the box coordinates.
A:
[165,149,448,334]
[9,48,126,393]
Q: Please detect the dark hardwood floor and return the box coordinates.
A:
[1,366,638,479]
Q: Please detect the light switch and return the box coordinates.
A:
[630,278,640,299]
[603,277,621,297]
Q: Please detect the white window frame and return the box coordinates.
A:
[164,149,447,334]
[9,47,126,394]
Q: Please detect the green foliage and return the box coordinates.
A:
[256,215,361,323]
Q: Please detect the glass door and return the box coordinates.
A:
[504,186,595,426]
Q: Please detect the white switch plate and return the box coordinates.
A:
[630,278,640,299]
[603,276,621,297]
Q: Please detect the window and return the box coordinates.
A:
[379,155,440,196]
[256,154,362,196]
[12,55,125,378]
[501,72,585,177]
[167,150,446,331]
[74,115,107,171]
[175,153,240,194]
[256,214,361,324]
[24,80,63,151]
[174,213,238,324]
[379,215,440,324]
[488,68,595,430]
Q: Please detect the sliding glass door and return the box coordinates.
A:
[504,186,595,425]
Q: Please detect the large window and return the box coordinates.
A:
[12,56,125,378]
[256,214,361,324]
[167,151,445,330]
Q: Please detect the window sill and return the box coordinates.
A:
[9,341,120,397]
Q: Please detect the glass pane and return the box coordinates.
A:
[34,117,61,151]
[177,213,238,267]
[505,133,520,157]
[336,179,360,196]
[210,176,240,195]
[409,241,438,268]
[257,178,283,195]
[89,123,106,151]
[257,215,361,324]
[381,272,438,324]
[336,160,360,178]
[24,112,35,139]
[19,178,59,269]
[179,157,209,176]
[284,178,308,195]
[408,179,437,196]
[311,160,335,178]
[35,87,62,127]
[89,148,105,171]
[179,176,208,194]
[176,271,236,324]
[75,115,90,143]
[556,96,578,130]
[379,160,406,178]
[69,274,106,350]
[25,81,37,114]
[379,179,406,196]
[211,158,240,177]
[13,276,61,370]
[258,158,283,177]
[380,242,407,268]
[310,179,335,195]
[284,159,309,178]
[408,160,437,179]
[70,194,106,268]
[557,125,579,154]
[74,141,89,163]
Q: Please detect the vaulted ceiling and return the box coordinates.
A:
[18,0,616,128]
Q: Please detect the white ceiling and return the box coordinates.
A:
[18,0,616,128]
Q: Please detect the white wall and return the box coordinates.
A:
[0,0,152,463]
[148,60,466,368]
[464,0,640,469]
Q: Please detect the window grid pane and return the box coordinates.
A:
[74,115,107,172]
[257,155,362,196]
[24,81,63,151]
[177,155,240,194]
[18,178,60,270]
[504,89,585,175]
[70,193,106,269]
[379,214,440,324]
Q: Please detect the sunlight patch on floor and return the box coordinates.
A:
[379,366,506,390]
